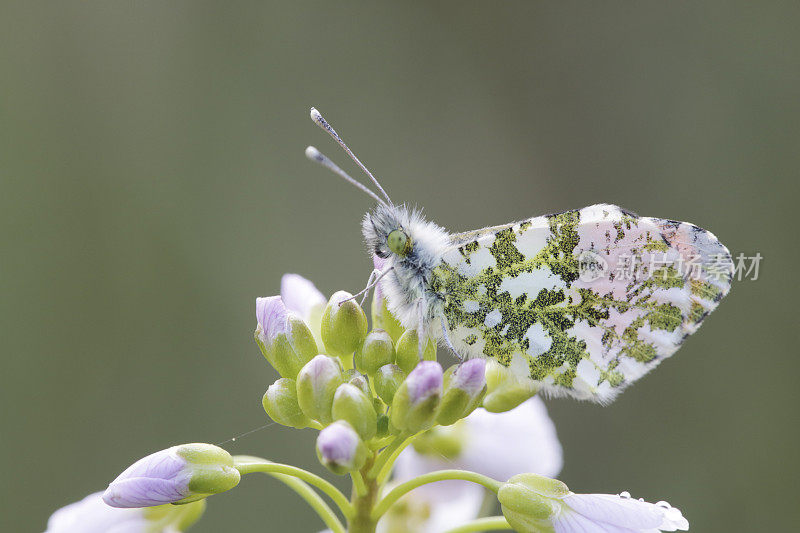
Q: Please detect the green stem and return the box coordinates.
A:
[375,435,414,485]
[271,472,347,533]
[367,433,410,479]
[348,454,380,533]
[442,516,512,533]
[351,470,368,497]
[234,456,353,517]
[371,470,502,520]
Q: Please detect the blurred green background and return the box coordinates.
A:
[1,2,798,531]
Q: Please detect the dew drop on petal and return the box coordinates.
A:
[618,491,631,499]
[655,501,671,509]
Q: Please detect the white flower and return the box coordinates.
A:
[395,396,563,483]
[281,273,326,322]
[388,397,562,532]
[378,483,485,533]
[45,491,205,532]
[555,492,689,533]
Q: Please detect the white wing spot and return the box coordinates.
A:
[524,322,552,357]
[484,309,502,328]
[463,300,480,313]
[499,269,566,299]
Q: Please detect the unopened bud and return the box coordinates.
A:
[316,421,367,475]
[354,329,395,375]
[346,371,372,397]
[437,359,487,425]
[255,296,319,379]
[483,360,538,413]
[262,378,313,429]
[331,383,377,440]
[395,330,436,373]
[373,364,406,405]
[296,355,344,425]
[390,361,443,433]
[412,424,465,459]
[320,291,368,357]
[103,444,240,508]
[498,474,568,532]
[370,256,405,343]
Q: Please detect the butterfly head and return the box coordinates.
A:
[362,203,449,268]
[363,203,415,260]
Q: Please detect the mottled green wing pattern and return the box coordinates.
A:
[429,204,732,403]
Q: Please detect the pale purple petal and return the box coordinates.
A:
[317,422,359,465]
[449,359,486,396]
[562,494,688,531]
[554,508,641,533]
[281,274,325,320]
[103,448,191,508]
[256,296,290,340]
[406,361,443,405]
[304,355,342,386]
[103,476,191,508]
[46,492,150,533]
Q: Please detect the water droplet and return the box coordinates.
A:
[618,491,631,499]
[656,501,671,509]
[638,498,644,502]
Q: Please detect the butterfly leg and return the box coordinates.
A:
[340,267,393,307]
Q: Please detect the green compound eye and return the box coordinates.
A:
[387,229,411,256]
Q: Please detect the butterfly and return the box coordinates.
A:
[305,108,733,403]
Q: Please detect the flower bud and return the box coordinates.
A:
[395,330,437,373]
[411,424,465,459]
[316,421,367,474]
[255,296,319,379]
[373,364,406,405]
[437,359,487,425]
[391,361,443,433]
[483,360,539,413]
[331,383,377,440]
[346,371,372,397]
[262,378,313,429]
[103,444,240,508]
[320,291,369,357]
[296,355,344,425]
[376,413,391,438]
[370,256,405,343]
[498,474,568,532]
[354,329,395,375]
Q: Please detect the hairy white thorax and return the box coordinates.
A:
[362,203,450,332]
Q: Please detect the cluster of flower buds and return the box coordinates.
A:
[256,275,505,476]
[46,273,689,533]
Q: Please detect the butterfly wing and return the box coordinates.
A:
[429,203,732,403]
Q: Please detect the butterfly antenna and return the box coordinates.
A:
[305,146,388,206]
[309,107,394,206]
